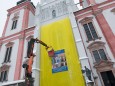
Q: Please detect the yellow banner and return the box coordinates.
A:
[40,18,85,86]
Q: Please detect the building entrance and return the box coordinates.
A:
[101,71,115,86]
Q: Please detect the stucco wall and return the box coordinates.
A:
[103,7,115,35]
[28,11,35,28]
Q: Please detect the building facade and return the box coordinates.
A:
[0,0,35,85]
[0,0,115,86]
[74,0,115,86]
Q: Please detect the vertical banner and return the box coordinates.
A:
[40,17,85,86]
[52,49,68,73]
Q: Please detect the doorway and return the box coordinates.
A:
[100,71,115,86]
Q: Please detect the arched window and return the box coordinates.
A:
[88,41,109,63]
[52,10,56,18]
[79,17,100,42]
[4,42,14,63]
[11,12,19,30]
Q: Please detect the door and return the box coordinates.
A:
[101,71,115,86]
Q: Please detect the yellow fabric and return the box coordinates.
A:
[40,18,85,86]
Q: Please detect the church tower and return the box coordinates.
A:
[0,0,35,85]
[34,0,92,86]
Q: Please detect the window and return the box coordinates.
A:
[27,41,30,57]
[11,20,18,30]
[52,10,56,18]
[0,71,8,82]
[4,47,12,63]
[92,49,107,62]
[83,22,98,41]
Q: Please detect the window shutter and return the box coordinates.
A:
[4,48,9,62]
[11,20,18,30]
[99,49,107,60]
[7,47,12,62]
[0,72,4,81]
[88,22,98,39]
[11,21,15,30]
[3,71,7,81]
[83,24,93,41]
[14,20,18,29]
[27,41,30,57]
[93,50,101,62]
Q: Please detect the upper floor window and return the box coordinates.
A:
[52,10,56,18]
[26,35,33,57]
[3,42,14,63]
[11,12,19,30]
[92,49,107,62]
[11,20,18,30]
[4,46,12,63]
[0,70,8,82]
[83,22,98,41]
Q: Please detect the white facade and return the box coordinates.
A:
[0,1,35,86]
[34,0,92,86]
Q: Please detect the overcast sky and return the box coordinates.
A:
[0,0,80,37]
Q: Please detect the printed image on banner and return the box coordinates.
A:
[52,49,68,73]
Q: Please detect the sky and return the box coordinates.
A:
[0,0,80,37]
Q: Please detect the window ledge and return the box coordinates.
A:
[86,37,102,43]
[2,61,11,65]
[0,79,8,83]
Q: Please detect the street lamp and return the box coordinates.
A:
[86,80,94,86]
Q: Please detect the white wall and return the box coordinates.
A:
[28,11,35,28]
[5,9,24,37]
[103,7,115,35]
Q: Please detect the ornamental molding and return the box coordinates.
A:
[87,41,105,49]
[94,60,114,72]
[111,8,115,12]
[79,17,93,24]
[26,35,33,41]
[0,64,10,72]
[5,42,14,47]
[93,8,103,16]
[12,11,20,21]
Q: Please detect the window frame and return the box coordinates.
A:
[88,41,110,63]
[11,19,18,30]
[83,21,99,42]
[0,70,9,82]
[3,46,12,63]
[92,48,108,62]
[3,42,14,64]
[79,17,101,42]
